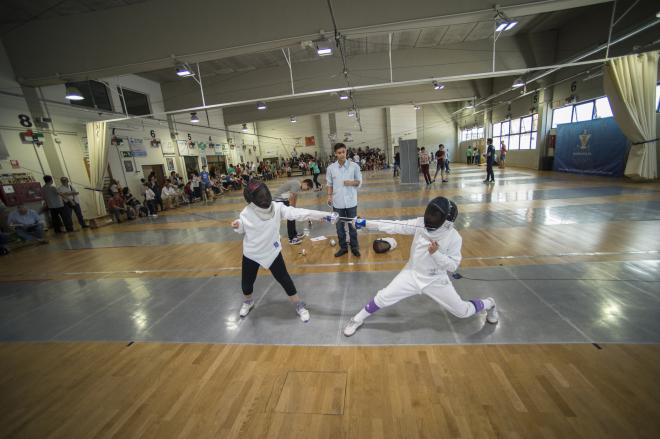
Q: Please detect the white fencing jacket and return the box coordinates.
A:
[234,202,329,268]
[366,217,462,287]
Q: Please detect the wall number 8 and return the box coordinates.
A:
[18,114,33,128]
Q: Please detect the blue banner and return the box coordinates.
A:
[554,117,628,177]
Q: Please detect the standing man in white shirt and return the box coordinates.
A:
[326,143,363,257]
[57,177,89,229]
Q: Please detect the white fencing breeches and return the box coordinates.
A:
[373,270,476,318]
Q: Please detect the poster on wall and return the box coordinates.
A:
[10,160,20,169]
[162,141,176,154]
[554,118,628,177]
[124,160,134,172]
[128,137,147,157]
[177,140,188,155]
[166,157,175,172]
[305,136,316,146]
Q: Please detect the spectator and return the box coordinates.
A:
[466,145,472,165]
[162,181,178,209]
[484,138,495,183]
[108,192,135,223]
[393,151,400,177]
[8,203,48,244]
[433,145,448,183]
[309,159,322,190]
[122,187,147,217]
[42,175,73,234]
[144,183,157,216]
[499,141,507,169]
[419,147,432,185]
[273,178,314,245]
[58,176,89,229]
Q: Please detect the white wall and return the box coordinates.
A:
[335,108,387,151]
[257,115,322,159]
[417,103,456,161]
[389,105,417,145]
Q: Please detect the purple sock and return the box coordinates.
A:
[469,299,484,313]
[365,299,380,314]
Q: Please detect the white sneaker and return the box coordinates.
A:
[296,303,310,322]
[343,318,363,337]
[486,298,499,324]
[239,301,254,318]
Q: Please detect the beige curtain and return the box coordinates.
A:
[603,51,658,180]
[86,121,109,217]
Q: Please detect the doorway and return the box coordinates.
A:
[184,156,199,175]
[206,155,227,176]
[141,164,166,186]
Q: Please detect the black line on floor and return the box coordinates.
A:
[592,343,603,350]
[126,341,134,347]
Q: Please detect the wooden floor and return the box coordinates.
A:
[2,166,660,437]
[1,342,659,438]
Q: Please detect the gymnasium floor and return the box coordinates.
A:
[1,165,660,438]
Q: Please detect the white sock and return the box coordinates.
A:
[354,309,371,322]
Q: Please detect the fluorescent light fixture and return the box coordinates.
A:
[432,81,445,90]
[256,101,267,110]
[176,65,193,77]
[65,85,84,101]
[414,105,421,110]
[512,77,525,88]
[496,22,508,32]
[290,116,297,123]
[505,21,518,31]
[316,41,333,56]
[339,92,349,100]
[190,112,199,123]
[241,123,248,133]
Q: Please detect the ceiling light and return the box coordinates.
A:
[316,41,333,56]
[347,109,356,117]
[65,85,84,101]
[339,92,349,100]
[505,21,518,31]
[290,116,297,123]
[495,22,508,32]
[176,65,193,77]
[656,11,660,18]
[256,101,267,110]
[432,81,445,90]
[190,112,199,123]
[414,105,421,110]
[512,77,525,88]
[241,123,248,133]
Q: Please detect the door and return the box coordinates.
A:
[184,156,199,175]
[142,164,166,186]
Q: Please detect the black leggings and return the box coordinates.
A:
[312,173,321,188]
[242,253,297,296]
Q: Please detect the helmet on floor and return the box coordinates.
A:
[447,200,458,223]
[243,180,272,209]
[372,237,397,254]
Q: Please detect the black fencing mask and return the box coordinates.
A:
[447,200,458,223]
[373,238,397,254]
[244,181,272,208]
[424,196,450,231]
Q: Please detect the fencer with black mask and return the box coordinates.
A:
[343,196,498,337]
[232,181,338,322]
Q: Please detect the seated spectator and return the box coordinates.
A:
[0,232,9,255]
[8,203,48,244]
[122,187,147,217]
[108,193,135,223]
[162,181,179,209]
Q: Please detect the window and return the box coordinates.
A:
[656,83,660,113]
[118,87,151,116]
[594,97,613,118]
[459,126,484,143]
[492,113,538,150]
[551,96,614,127]
[67,80,113,111]
[573,101,594,122]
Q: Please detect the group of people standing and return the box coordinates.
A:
[419,144,451,185]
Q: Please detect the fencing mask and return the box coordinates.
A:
[447,200,458,223]
[424,196,451,231]
[373,237,397,253]
[243,180,272,208]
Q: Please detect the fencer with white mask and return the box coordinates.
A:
[343,196,499,337]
